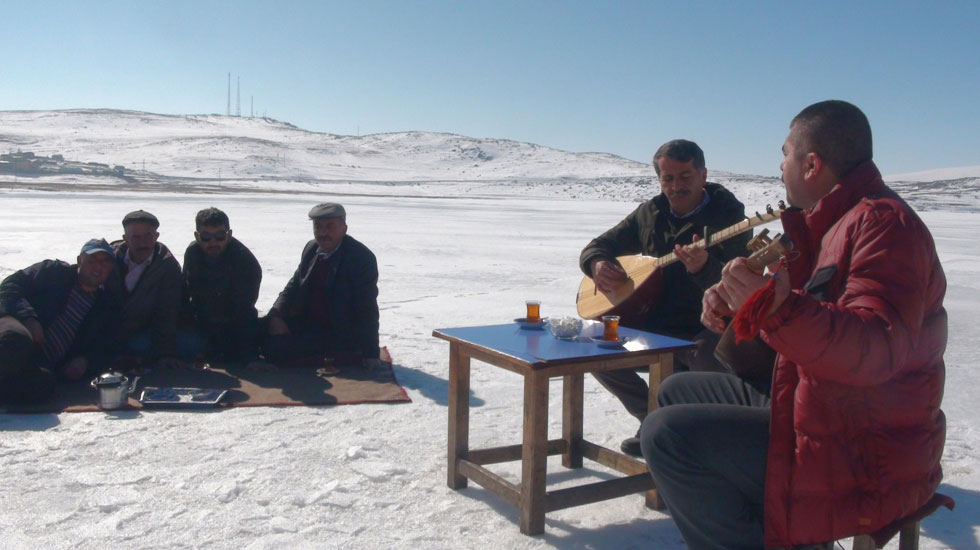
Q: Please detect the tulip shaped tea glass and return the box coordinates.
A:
[601,315,620,341]
[525,300,541,323]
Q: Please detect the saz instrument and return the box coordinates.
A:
[576,202,786,322]
[713,230,793,379]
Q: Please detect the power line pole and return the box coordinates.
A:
[236,77,241,117]
[226,73,231,116]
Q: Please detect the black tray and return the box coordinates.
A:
[139,387,228,409]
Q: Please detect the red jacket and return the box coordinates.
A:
[759,161,947,548]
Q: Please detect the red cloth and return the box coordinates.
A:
[732,259,785,343]
[758,161,947,548]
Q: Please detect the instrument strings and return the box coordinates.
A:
[579,205,783,301]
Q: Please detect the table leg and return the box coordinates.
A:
[644,351,673,510]
[648,351,673,410]
[562,373,583,469]
[448,342,471,489]
[520,370,549,535]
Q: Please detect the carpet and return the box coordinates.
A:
[5,348,410,413]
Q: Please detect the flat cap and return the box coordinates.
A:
[122,210,160,228]
[308,202,346,221]
[80,238,114,256]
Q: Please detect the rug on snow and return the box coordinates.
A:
[5,347,410,413]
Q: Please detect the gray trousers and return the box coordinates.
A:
[593,328,727,420]
[640,371,771,550]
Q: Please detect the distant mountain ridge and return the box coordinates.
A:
[0,108,652,182]
[885,166,980,182]
[1,109,976,212]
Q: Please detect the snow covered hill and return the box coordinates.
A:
[885,166,980,182]
[1,109,975,213]
[884,169,980,213]
[0,109,648,182]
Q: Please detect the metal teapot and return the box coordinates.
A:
[90,371,139,410]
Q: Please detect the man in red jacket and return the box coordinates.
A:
[640,100,947,549]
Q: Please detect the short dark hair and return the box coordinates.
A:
[652,139,705,177]
[195,207,230,230]
[790,100,873,178]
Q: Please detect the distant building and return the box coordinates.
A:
[11,158,39,172]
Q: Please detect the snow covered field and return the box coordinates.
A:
[0,111,977,549]
[0,189,976,550]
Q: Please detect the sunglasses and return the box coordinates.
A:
[198,230,228,242]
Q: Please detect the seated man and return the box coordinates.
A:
[263,202,381,368]
[0,239,120,405]
[642,101,947,549]
[579,139,750,455]
[110,210,184,369]
[182,207,263,365]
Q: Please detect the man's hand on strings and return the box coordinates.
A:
[701,282,733,333]
[591,259,628,293]
[675,234,709,273]
[701,258,791,332]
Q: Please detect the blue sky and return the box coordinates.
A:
[1,0,977,176]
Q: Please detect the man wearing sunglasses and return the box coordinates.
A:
[182,207,263,366]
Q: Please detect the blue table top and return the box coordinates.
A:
[433,322,695,366]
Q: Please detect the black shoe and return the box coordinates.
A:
[620,429,643,457]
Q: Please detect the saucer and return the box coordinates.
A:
[595,337,628,349]
[514,317,547,330]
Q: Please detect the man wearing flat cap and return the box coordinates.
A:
[0,238,121,405]
[109,210,185,369]
[263,202,381,367]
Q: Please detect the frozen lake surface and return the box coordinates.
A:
[0,186,977,550]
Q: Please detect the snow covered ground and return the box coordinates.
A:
[0,111,977,549]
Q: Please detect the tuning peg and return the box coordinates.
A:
[746,228,771,251]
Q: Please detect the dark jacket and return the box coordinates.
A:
[759,162,946,547]
[0,259,121,368]
[183,237,262,359]
[109,240,182,359]
[579,182,750,337]
[273,235,380,359]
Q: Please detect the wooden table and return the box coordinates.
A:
[432,323,695,535]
